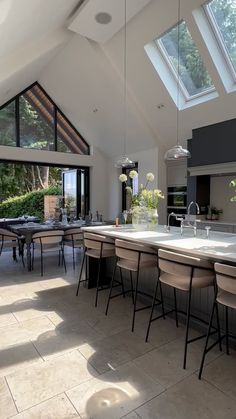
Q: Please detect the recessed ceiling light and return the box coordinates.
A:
[95,12,112,25]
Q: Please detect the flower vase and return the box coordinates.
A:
[132,206,149,231]
[148,208,158,230]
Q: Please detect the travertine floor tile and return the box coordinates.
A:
[133,336,222,389]
[10,393,80,418]
[135,374,236,419]
[67,361,164,419]
[202,350,236,401]
[133,316,185,347]
[6,350,98,412]
[33,321,104,360]
[0,377,17,419]
[0,341,42,377]
[0,312,17,327]
[79,329,153,374]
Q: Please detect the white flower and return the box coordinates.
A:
[129,170,138,179]
[119,174,127,183]
[146,172,155,182]
[140,183,144,189]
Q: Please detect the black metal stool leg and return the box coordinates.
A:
[130,271,134,304]
[132,263,140,332]
[174,287,178,327]
[105,262,117,315]
[95,257,102,307]
[76,250,86,296]
[119,267,125,298]
[198,300,216,379]
[72,244,75,270]
[145,275,159,342]
[215,301,222,351]
[183,286,192,369]
[225,306,229,355]
[159,280,165,320]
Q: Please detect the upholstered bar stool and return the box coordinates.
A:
[76,232,116,307]
[105,239,164,332]
[199,262,236,379]
[64,227,84,269]
[146,249,221,369]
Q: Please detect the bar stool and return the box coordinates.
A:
[64,227,84,269]
[146,249,221,369]
[105,239,164,332]
[199,262,236,379]
[76,232,116,307]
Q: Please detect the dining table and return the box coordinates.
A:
[8,221,106,271]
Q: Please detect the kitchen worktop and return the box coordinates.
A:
[82,224,236,264]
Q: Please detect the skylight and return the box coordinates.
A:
[204,0,236,79]
[156,20,215,100]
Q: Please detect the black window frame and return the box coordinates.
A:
[0,82,90,155]
[121,162,138,211]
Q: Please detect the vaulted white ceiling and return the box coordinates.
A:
[0,0,236,158]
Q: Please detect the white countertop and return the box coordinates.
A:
[82,224,236,264]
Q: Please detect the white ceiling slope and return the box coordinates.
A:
[69,0,152,44]
[39,34,157,158]
[1,0,236,158]
[0,0,79,105]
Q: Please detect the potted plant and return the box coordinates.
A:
[210,206,223,220]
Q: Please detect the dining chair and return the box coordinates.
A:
[105,239,163,332]
[198,262,236,379]
[64,227,84,269]
[0,228,24,265]
[31,230,66,276]
[146,249,221,369]
[76,232,115,307]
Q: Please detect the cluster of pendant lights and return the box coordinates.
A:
[115,0,190,167]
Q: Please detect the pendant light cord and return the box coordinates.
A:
[177,0,180,146]
[124,0,127,156]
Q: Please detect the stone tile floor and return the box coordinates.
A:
[0,249,235,418]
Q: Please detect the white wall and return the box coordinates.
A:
[210,175,236,222]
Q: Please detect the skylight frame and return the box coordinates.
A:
[155,19,216,103]
[203,0,236,83]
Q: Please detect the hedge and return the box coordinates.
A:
[0,186,61,220]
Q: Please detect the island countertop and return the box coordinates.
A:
[81,225,236,264]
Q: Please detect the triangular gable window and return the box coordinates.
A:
[0,82,89,155]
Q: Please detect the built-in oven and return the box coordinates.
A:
[167,186,187,226]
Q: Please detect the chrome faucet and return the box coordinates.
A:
[181,201,200,236]
[166,212,176,232]
[166,212,184,233]
[187,201,200,216]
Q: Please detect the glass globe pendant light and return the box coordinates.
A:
[115,0,135,169]
[164,0,191,161]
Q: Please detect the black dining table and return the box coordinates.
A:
[8,221,106,271]
[0,216,39,228]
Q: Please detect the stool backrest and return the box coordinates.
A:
[115,239,157,262]
[64,228,83,241]
[83,232,114,251]
[0,228,18,240]
[32,230,64,245]
[158,249,213,277]
[215,263,236,295]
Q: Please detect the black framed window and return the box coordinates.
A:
[0,101,16,147]
[0,82,90,155]
[62,168,90,218]
[122,163,138,211]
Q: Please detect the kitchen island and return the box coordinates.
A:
[82,224,236,334]
[82,224,236,264]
